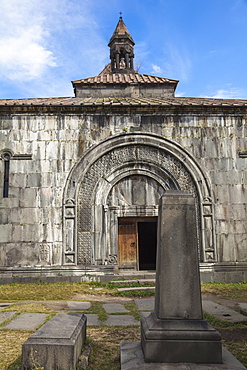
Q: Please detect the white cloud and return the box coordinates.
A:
[0,0,109,97]
[146,43,191,81]
[151,64,163,75]
[202,87,246,99]
[162,43,191,82]
[0,0,57,81]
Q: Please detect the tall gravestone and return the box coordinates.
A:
[141,191,222,363]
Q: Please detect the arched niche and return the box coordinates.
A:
[63,133,216,267]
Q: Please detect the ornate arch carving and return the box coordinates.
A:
[63,133,216,266]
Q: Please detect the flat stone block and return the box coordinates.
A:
[141,313,222,363]
[3,313,47,330]
[139,279,156,285]
[0,303,14,310]
[135,298,154,311]
[103,303,129,313]
[203,300,247,323]
[118,287,155,292]
[85,314,100,326]
[105,315,139,326]
[239,303,247,315]
[22,313,86,370]
[120,342,246,369]
[0,311,17,324]
[67,301,91,310]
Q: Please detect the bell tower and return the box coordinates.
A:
[108,16,135,73]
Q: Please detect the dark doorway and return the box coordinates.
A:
[118,217,157,271]
[138,220,157,270]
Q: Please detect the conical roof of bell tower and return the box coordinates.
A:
[108,16,135,74]
[108,16,134,45]
[72,16,178,98]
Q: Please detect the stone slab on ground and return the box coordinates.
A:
[110,279,155,285]
[120,342,246,369]
[2,313,48,330]
[105,315,139,326]
[202,300,247,323]
[135,298,154,311]
[66,301,91,310]
[103,303,129,313]
[118,287,155,292]
[0,311,17,324]
[0,303,14,310]
[239,303,247,315]
[85,314,100,326]
[22,313,86,370]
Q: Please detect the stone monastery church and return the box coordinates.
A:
[0,17,246,283]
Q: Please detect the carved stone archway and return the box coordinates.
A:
[63,133,216,266]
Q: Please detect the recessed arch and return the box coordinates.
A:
[63,133,216,267]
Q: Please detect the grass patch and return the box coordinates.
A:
[0,330,32,370]
[223,341,247,368]
[0,281,246,301]
[87,301,108,323]
[203,312,247,367]
[87,327,140,370]
[2,302,53,314]
[0,282,101,302]
[124,302,141,321]
[203,312,247,329]
[116,289,155,298]
[0,282,246,368]
[0,281,157,301]
[201,282,247,300]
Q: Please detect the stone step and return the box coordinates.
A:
[117,286,155,292]
[110,279,155,285]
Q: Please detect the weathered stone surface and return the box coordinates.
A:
[239,302,247,315]
[0,302,14,309]
[135,298,154,312]
[154,193,202,320]
[141,193,222,364]
[103,303,129,313]
[120,342,246,369]
[105,315,139,326]
[67,301,91,311]
[0,311,17,324]
[85,314,100,326]
[22,313,86,370]
[3,313,47,330]
[0,101,246,282]
[202,300,247,323]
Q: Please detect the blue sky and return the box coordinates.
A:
[0,0,247,99]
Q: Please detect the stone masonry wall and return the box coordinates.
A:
[0,108,246,267]
[0,114,79,267]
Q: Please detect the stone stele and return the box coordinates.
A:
[141,191,222,363]
[22,312,86,370]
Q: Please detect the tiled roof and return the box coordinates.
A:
[110,16,133,39]
[1,96,247,107]
[72,73,178,85]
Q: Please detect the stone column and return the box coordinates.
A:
[141,191,222,363]
[116,53,120,69]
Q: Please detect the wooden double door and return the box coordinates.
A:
[118,217,157,270]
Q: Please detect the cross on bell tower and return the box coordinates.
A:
[108,15,135,73]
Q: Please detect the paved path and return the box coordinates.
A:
[0,298,246,330]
